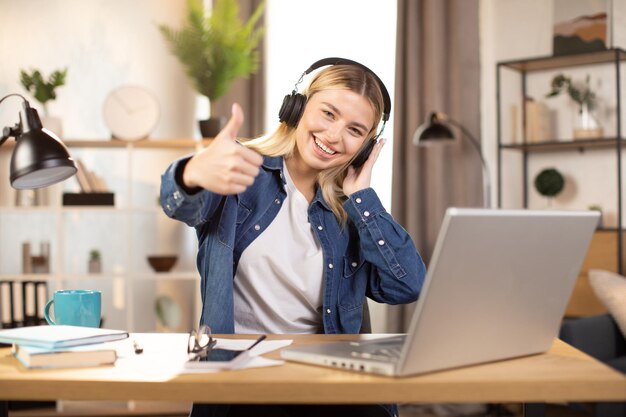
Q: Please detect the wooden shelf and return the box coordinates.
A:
[500,137,624,153]
[498,48,626,72]
[0,272,199,281]
[64,139,211,149]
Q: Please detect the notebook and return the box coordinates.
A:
[0,325,128,349]
[280,208,599,376]
[12,343,117,369]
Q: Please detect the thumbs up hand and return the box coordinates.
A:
[183,103,264,195]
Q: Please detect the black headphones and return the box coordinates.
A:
[278,57,391,168]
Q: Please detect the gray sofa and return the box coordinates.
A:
[559,314,626,417]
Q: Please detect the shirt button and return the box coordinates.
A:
[364,211,370,217]
[351,262,357,267]
[355,198,362,204]
[378,240,385,246]
[254,224,261,231]
[328,263,334,269]
[326,308,331,314]
[165,204,172,211]
[275,198,281,204]
[173,191,181,200]
[317,225,323,231]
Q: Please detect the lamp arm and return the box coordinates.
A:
[0,94,28,146]
[443,116,492,208]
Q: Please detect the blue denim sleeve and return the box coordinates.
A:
[160,155,223,228]
[343,188,426,304]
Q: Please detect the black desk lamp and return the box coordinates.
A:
[413,111,491,208]
[0,94,77,189]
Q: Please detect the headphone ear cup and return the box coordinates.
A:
[351,139,376,168]
[278,93,307,127]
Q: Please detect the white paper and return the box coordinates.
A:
[114,334,293,377]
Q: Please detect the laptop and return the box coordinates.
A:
[280,208,599,376]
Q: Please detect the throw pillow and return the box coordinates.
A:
[588,269,626,339]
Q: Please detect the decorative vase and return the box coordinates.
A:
[573,102,603,140]
[41,116,63,138]
[198,117,226,138]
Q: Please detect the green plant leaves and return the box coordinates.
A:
[534,168,565,198]
[19,67,67,108]
[158,0,265,103]
[546,72,596,110]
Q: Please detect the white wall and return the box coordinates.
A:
[0,0,195,139]
[265,0,397,213]
[480,0,626,224]
[265,0,398,333]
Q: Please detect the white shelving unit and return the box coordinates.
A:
[0,139,209,332]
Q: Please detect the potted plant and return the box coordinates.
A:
[588,204,604,228]
[546,73,603,139]
[158,0,265,137]
[20,67,68,137]
[534,168,565,207]
[88,249,102,274]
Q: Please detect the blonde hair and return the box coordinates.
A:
[243,64,385,224]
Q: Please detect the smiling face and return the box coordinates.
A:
[292,89,376,174]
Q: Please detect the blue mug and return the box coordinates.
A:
[44,290,101,328]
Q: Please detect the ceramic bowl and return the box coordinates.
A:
[147,255,178,273]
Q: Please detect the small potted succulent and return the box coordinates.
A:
[20,67,68,137]
[546,73,602,139]
[88,249,102,274]
[588,204,604,228]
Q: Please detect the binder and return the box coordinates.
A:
[0,280,13,329]
[23,281,38,327]
[35,281,48,325]
[12,281,23,327]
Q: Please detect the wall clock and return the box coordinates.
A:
[103,85,160,141]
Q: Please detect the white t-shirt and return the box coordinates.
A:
[233,162,324,334]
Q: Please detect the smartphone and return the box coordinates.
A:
[202,348,244,362]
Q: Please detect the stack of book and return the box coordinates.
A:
[63,159,115,206]
[0,325,128,369]
[74,159,110,193]
[524,99,554,143]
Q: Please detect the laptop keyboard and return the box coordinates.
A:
[349,336,405,362]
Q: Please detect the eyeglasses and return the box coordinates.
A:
[187,325,217,361]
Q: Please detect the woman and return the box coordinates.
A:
[161,60,426,417]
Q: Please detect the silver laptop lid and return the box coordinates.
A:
[397,208,599,376]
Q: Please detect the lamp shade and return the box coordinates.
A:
[0,95,77,189]
[10,118,77,189]
[412,112,455,145]
[412,110,492,208]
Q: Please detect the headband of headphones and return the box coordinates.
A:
[299,57,391,122]
[278,58,391,168]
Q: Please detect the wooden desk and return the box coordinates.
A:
[0,334,625,411]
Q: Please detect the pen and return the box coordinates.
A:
[246,334,266,351]
[133,339,143,354]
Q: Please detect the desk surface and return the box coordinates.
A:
[1,334,625,404]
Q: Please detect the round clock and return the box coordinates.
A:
[103,85,160,141]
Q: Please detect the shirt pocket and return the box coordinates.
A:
[338,256,367,311]
[218,199,251,248]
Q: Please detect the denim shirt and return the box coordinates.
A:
[160,155,426,335]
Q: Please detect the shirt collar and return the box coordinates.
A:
[264,155,333,211]
[262,155,286,185]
